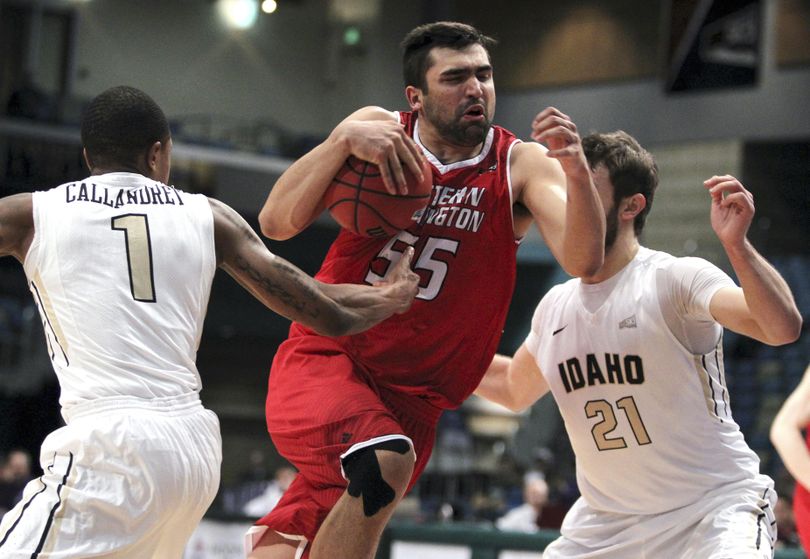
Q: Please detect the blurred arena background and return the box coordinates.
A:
[0,0,808,557]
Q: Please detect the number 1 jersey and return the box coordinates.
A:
[24,173,216,414]
[291,112,522,410]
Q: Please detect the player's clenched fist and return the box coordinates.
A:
[384,246,420,314]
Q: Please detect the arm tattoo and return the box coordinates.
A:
[234,253,322,319]
[225,210,258,243]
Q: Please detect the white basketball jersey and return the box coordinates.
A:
[526,247,762,514]
[23,172,216,415]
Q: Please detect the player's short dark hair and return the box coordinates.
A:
[80,85,170,170]
[401,21,496,91]
[583,131,659,236]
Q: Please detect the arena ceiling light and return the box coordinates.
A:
[216,0,259,30]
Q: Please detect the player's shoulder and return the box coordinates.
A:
[348,105,400,123]
[538,278,578,310]
[637,247,732,303]
[634,246,683,274]
[204,196,239,231]
[529,279,577,333]
[30,180,77,208]
[640,247,718,277]
[36,179,73,195]
[206,195,228,214]
[508,136,562,190]
[509,137,545,160]
[492,127,524,164]
[492,123,520,143]
[0,191,34,228]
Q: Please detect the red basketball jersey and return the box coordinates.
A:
[796,430,810,555]
[288,112,521,409]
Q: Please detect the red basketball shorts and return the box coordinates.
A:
[256,335,442,543]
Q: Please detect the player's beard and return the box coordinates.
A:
[423,98,491,148]
[604,204,620,251]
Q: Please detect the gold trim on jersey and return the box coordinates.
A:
[693,350,728,421]
[32,271,70,360]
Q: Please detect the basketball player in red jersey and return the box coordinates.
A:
[771,363,810,556]
[247,21,606,559]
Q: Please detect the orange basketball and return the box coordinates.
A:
[324,156,433,238]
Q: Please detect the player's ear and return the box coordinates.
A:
[146,141,162,171]
[82,148,94,171]
[621,193,646,220]
[405,85,423,111]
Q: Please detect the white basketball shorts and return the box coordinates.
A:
[543,476,777,559]
[0,393,222,558]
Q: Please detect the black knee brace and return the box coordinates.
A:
[341,438,411,517]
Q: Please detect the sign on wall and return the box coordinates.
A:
[666,0,761,92]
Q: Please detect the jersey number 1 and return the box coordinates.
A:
[112,214,156,303]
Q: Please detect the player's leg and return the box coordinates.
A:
[245,476,314,559]
[0,421,144,557]
[0,452,74,557]
[307,389,440,559]
[309,439,415,559]
[248,528,302,559]
[251,336,412,558]
[146,404,223,558]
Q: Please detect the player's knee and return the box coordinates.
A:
[342,438,414,517]
[376,442,415,494]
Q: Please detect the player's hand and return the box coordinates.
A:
[704,175,755,248]
[335,119,425,195]
[530,107,590,183]
[374,246,419,314]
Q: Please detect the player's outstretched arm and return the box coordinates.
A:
[0,193,34,263]
[212,198,419,336]
[474,345,550,412]
[512,107,605,278]
[258,106,424,240]
[316,251,419,322]
[704,175,802,345]
[771,364,810,491]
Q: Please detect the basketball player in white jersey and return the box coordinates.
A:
[0,86,419,558]
[475,131,802,558]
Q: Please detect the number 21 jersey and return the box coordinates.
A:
[525,247,762,514]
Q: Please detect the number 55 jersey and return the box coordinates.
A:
[24,173,216,416]
[525,246,764,514]
[290,111,522,411]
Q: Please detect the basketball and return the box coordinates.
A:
[324,155,433,238]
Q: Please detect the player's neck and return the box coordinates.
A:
[90,166,142,176]
[418,121,484,164]
[582,234,639,285]
[89,160,149,177]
